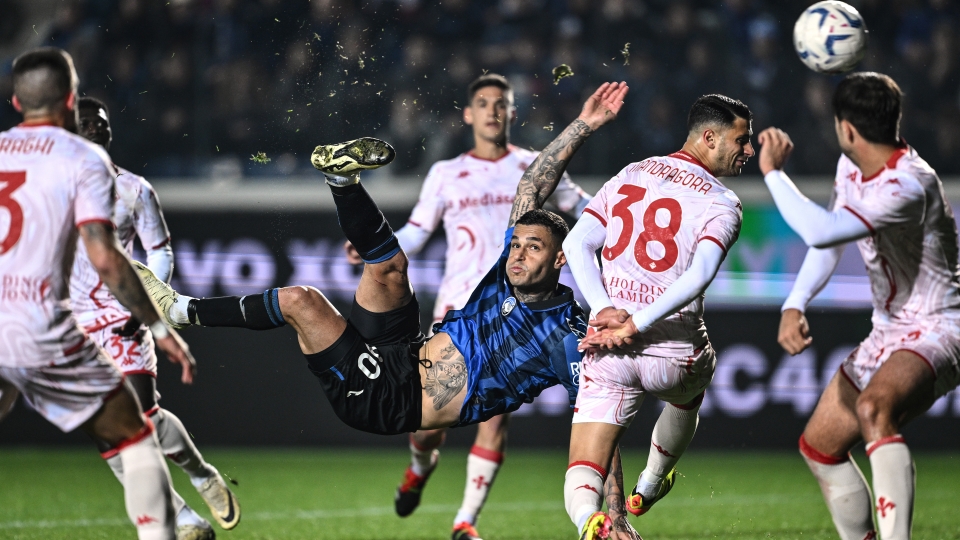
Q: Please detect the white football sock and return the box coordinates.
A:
[453,446,503,526]
[409,436,441,477]
[153,409,216,488]
[167,295,195,326]
[106,453,191,524]
[867,436,914,540]
[800,435,875,540]
[114,426,176,540]
[176,505,208,528]
[564,462,605,532]
[636,401,699,497]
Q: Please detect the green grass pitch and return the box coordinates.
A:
[1,448,958,539]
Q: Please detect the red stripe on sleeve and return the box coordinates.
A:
[698,236,727,253]
[842,206,875,234]
[150,237,171,249]
[582,208,607,227]
[76,218,116,230]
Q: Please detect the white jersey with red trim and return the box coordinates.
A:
[70,167,170,329]
[834,146,960,322]
[406,145,588,320]
[585,151,741,356]
[0,124,116,368]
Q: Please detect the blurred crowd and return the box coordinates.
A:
[0,0,958,179]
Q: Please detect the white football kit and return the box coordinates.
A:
[570,151,742,426]
[782,147,960,398]
[397,145,589,321]
[0,123,123,432]
[70,167,171,378]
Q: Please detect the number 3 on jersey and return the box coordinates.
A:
[0,172,26,254]
[602,184,682,272]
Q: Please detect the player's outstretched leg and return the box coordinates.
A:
[628,393,703,516]
[801,370,875,540]
[396,430,445,517]
[451,414,509,540]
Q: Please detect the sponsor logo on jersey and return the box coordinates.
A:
[570,361,581,386]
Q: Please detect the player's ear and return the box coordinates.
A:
[509,106,517,125]
[702,128,718,150]
[11,95,22,112]
[555,248,567,269]
[65,91,76,111]
[463,104,474,126]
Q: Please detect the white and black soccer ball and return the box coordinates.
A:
[793,1,868,74]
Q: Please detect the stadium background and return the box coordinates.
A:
[2,0,960,450]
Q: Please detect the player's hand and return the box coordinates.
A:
[758,127,794,175]
[609,513,643,540]
[778,308,812,355]
[578,82,629,131]
[343,241,363,265]
[154,328,197,384]
[579,317,639,351]
[589,307,631,331]
[112,317,144,341]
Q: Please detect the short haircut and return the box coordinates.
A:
[687,94,752,134]
[12,47,78,113]
[467,73,513,105]
[515,209,569,246]
[832,72,902,145]
[78,96,109,118]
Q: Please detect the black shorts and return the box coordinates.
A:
[304,296,424,435]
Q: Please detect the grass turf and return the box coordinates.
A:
[0,448,958,539]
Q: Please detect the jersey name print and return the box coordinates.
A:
[0,124,115,368]
[584,151,741,356]
[70,166,170,328]
[407,145,586,320]
[834,146,960,321]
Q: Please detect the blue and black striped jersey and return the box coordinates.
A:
[434,227,587,427]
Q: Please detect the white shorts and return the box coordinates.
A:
[0,347,124,432]
[84,317,158,377]
[842,318,960,399]
[572,342,716,427]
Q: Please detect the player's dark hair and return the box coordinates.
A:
[832,72,902,145]
[467,73,513,105]
[11,47,78,113]
[516,209,569,246]
[78,96,109,118]
[687,94,752,133]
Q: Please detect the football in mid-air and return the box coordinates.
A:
[793,1,868,74]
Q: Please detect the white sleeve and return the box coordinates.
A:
[146,245,174,283]
[548,171,592,217]
[764,170,871,248]
[631,240,725,332]
[781,245,843,312]
[563,212,613,313]
[395,223,432,255]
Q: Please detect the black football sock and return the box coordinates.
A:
[330,182,400,263]
[192,289,286,329]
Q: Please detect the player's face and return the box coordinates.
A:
[79,107,112,150]
[507,225,565,290]
[464,86,512,144]
[712,117,754,177]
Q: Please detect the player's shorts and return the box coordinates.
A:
[304,295,425,435]
[0,345,124,432]
[572,342,716,427]
[84,318,157,377]
[841,317,960,399]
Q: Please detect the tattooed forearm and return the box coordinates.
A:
[80,223,162,326]
[509,119,595,226]
[423,343,467,410]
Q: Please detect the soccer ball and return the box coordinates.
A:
[793,1,868,74]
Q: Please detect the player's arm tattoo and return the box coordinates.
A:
[605,446,630,530]
[79,222,162,326]
[422,342,467,410]
[508,119,594,227]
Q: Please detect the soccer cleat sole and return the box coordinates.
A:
[197,474,241,530]
[311,137,396,175]
[452,522,483,540]
[627,468,677,516]
[579,511,612,540]
[132,260,189,330]
[176,522,216,540]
